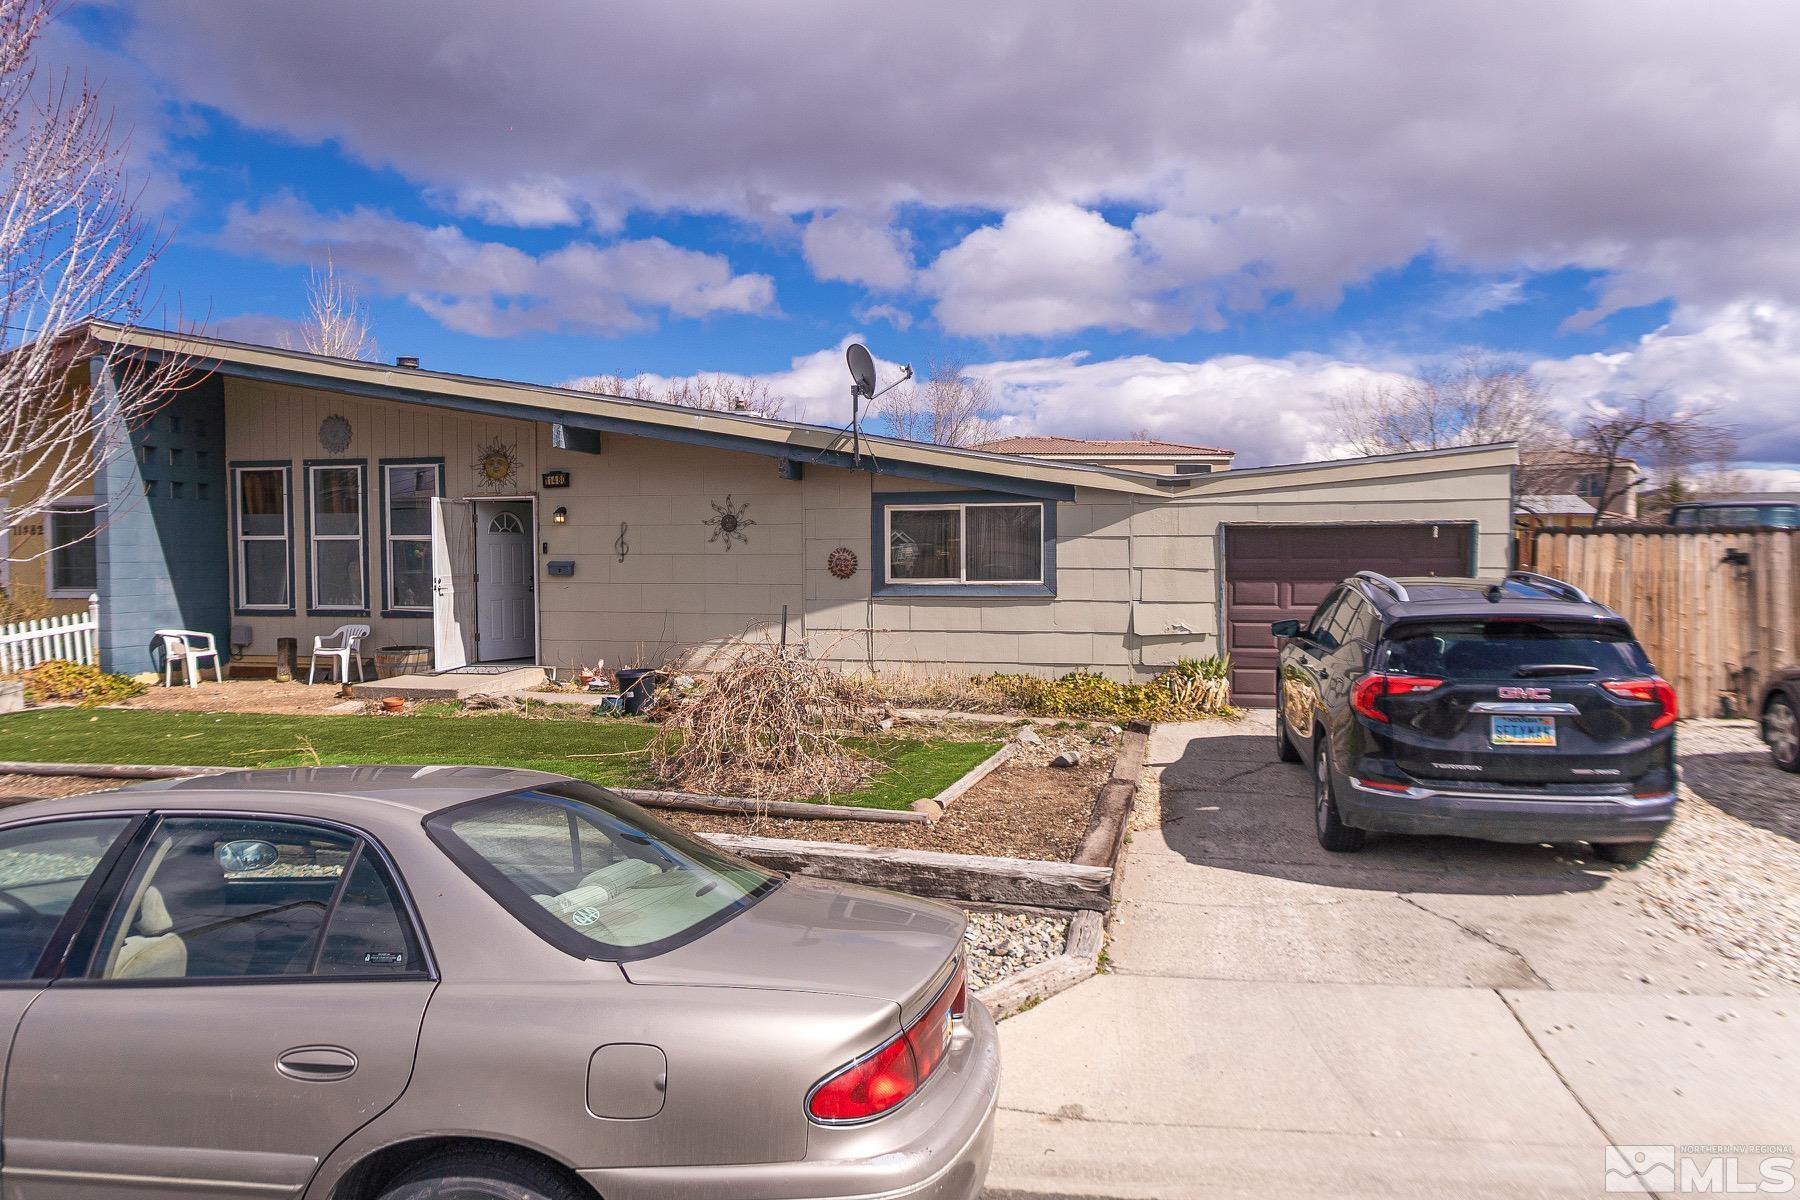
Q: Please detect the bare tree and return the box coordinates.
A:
[0,0,187,558]
[1332,355,1551,458]
[1573,395,1737,526]
[573,372,785,419]
[294,256,375,360]
[878,360,998,447]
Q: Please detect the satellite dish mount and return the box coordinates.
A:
[845,343,911,466]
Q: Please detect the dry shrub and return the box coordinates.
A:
[649,640,880,799]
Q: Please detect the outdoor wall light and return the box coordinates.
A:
[553,506,568,525]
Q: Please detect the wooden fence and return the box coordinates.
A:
[1520,529,1798,718]
[0,595,100,673]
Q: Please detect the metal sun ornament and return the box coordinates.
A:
[827,547,858,579]
[704,494,756,551]
[472,438,520,491]
[318,414,353,454]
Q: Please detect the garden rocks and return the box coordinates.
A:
[1014,726,1043,746]
[962,910,1070,990]
[1050,750,1082,768]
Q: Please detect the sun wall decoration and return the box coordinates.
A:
[704,494,756,551]
[471,438,520,491]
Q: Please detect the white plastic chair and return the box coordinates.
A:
[308,624,370,684]
[153,629,224,688]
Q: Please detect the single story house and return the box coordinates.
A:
[22,324,1518,706]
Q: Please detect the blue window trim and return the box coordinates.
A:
[228,461,295,617]
[871,490,1057,598]
[377,457,445,619]
[302,458,371,618]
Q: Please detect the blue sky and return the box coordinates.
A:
[56,1,1800,471]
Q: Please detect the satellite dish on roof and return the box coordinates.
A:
[846,343,878,399]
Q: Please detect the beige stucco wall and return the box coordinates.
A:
[223,378,1513,681]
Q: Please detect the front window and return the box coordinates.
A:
[1384,621,1652,679]
[426,783,778,959]
[46,503,98,597]
[383,462,441,611]
[887,502,1043,584]
[234,466,290,609]
[308,463,366,611]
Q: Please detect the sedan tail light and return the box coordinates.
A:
[1603,677,1678,729]
[1350,674,1445,723]
[807,958,965,1124]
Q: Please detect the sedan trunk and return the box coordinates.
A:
[621,877,966,1022]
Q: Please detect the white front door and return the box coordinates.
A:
[476,501,534,661]
[430,497,476,671]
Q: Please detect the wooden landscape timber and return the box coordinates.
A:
[615,786,929,824]
[696,832,1115,912]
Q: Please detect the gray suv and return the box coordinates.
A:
[1272,571,1678,863]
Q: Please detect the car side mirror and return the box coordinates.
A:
[216,840,279,873]
[1270,619,1302,638]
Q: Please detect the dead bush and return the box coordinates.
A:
[649,640,880,799]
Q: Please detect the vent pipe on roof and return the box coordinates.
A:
[395,354,420,369]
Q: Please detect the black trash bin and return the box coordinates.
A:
[615,668,660,715]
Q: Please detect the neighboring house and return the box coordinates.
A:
[1517,448,1641,523]
[1514,493,1603,531]
[11,325,1517,706]
[973,437,1235,476]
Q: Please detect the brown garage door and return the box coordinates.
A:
[1225,523,1474,707]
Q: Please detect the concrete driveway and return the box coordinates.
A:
[985,711,1800,1199]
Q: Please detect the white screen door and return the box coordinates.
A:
[430,498,476,670]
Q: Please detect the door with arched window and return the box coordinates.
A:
[473,500,535,661]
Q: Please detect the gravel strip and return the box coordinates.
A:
[1643,720,1800,987]
[962,909,1069,991]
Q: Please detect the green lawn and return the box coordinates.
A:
[0,709,999,810]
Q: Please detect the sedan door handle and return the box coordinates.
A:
[276,1046,358,1081]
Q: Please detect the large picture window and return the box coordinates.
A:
[886,501,1043,585]
[308,463,366,612]
[382,461,441,612]
[233,467,290,611]
[45,501,98,597]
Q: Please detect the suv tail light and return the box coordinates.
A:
[1603,677,1678,729]
[1350,674,1444,723]
[807,958,966,1124]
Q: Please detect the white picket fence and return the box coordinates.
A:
[0,595,100,672]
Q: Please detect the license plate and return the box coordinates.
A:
[1491,715,1556,747]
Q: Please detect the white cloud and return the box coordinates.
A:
[566,303,1800,467]
[112,1,1800,332]
[852,302,913,331]
[216,195,776,337]
[801,212,913,290]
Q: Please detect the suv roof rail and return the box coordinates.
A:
[1506,570,1591,604]
[1353,570,1411,603]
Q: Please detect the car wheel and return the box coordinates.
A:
[378,1149,588,1200]
[1764,694,1800,773]
[1592,840,1657,866]
[1313,738,1365,852]
[1274,693,1301,763]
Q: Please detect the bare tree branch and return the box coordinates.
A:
[0,0,191,551]
[571,372,786,419]
[1571,394,1737,526]
[878,360,998,447]
[1331,354,1554,459]
[291,255,375,360]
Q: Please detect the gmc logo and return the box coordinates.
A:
[1498,686,1553,701]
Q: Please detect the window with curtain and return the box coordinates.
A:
[383,462,440,611]
[235,468,290,609]
[308,464,365,611]
[886,502,1042,585]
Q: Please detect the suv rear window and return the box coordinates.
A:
[1383,620,1652,679]
[426,782,779,960]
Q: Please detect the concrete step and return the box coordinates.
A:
[350,665,547,700]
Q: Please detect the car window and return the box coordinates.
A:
[1305,590,1347,650]
[427,782,778,958]
[315,848,421,975]
[1338,595,1379,647]
[1383,621,1653,679]
[91,817,416,982]
[0,818,132,981]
